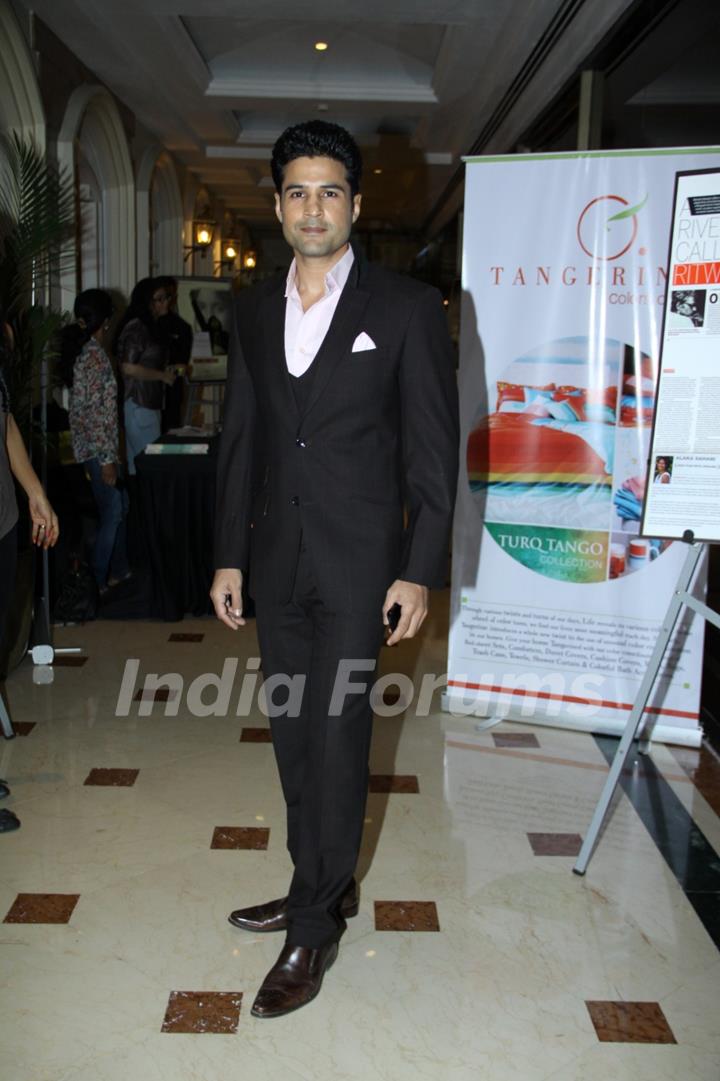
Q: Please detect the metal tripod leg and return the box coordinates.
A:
[573,542,704,876]
[0,690,15,740]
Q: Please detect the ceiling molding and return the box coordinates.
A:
[206,78,438,103]
[162,16,211,90]
[430,24,475,100]
[17,0,717,235]
[628,88,720,106]
[215,109,241,139]
[236,129,281,145]
[422,0,637,234]
[206,145,272,159]
[467,0,591,156]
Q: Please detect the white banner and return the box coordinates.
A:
[447,147,720,746]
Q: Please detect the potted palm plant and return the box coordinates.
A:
[0,132,75,677]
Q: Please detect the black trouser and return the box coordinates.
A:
[255,543,385,949]
[0,524,17,655]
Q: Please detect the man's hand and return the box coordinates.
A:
[382,580,429,646]
[210,568,245,630]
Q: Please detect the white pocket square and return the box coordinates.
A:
[351,331,376,353]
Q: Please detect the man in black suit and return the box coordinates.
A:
[211,121,458,1019]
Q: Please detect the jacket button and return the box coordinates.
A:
[290,496,300,506]
[295,438,307,448]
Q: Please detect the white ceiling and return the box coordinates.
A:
[22,0,705,231]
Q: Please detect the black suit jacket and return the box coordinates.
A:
[214,254,459,613]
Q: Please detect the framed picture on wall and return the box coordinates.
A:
[176,276,233,380]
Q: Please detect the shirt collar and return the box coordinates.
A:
[285,245,355,301]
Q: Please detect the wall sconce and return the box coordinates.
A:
[215,239,240,272]
[243,250,257,270]
[184,216,216,261]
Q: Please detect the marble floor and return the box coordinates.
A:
[1,599,719,1081]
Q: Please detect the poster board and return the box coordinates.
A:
[446,147,720,746]
[641,168,720,541]
[176,276,232,382]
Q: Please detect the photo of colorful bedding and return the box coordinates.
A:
[466,336,663,583]
[606,347,673,577]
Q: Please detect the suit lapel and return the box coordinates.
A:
[260,276,299,423]
[301,258,370,420]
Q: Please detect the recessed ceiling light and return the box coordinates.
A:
[373,168,382,175]
[315,41,328,51]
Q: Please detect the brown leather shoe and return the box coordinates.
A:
[251,941,339,1018]
[228,879,358,932]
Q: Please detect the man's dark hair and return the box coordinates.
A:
[271,121,362,196]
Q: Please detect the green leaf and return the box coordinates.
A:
[0,132,76,317]
[0,133,75,436]
[607,194,648,224]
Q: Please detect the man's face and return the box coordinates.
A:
[274,156,361,261]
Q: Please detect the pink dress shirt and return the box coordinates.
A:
[284,246,355,377]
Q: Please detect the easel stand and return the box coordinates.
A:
[0,693,14,740]
[1,545,83,740]
[574,537,716,875]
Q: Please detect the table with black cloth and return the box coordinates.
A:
[134,435,218,621]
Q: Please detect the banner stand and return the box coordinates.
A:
[573,535,716,875]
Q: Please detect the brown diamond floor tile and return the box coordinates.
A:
[527,832,583,856]
[4,893,80,924]
[672,743,720,817]
[493,732,540,748]
[586,1001,676,1044]
[161,991,243,1034]
[210,826,269,850]
[240,728,272,743]
[84,768,139,787]
[374,900,440,932]
[168,633,204,642]
[12,722,36,736]
[368,775,420,793]
[53,655,88,667]
[134,687,174,702]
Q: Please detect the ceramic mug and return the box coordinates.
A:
[628,538,649,570]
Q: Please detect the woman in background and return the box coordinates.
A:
[1,314,59,831]
[59,289,130,593]
[115,278,176,473]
